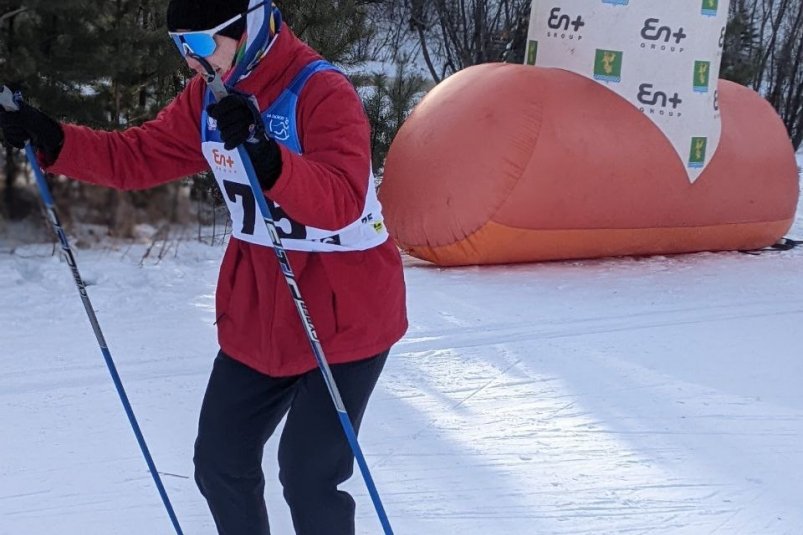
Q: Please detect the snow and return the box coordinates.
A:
[1,158,802,534]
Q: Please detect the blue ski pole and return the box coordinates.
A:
[192,55,394,534]
[0,86,184,535]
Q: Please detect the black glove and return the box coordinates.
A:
[206,92,283,190]
[0,102,64,165]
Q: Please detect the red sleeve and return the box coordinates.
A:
[267,70,372,231]
[46,77,209,191]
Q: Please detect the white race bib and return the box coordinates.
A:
[202,141,389,252]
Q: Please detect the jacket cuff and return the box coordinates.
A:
[42,124,75,175]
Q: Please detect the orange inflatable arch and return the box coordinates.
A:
[379,64,799,266]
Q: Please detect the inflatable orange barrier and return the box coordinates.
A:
[379,64,799,266]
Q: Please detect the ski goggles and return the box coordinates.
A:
[168,1,266,58]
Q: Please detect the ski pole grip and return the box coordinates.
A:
[0,85,21,112]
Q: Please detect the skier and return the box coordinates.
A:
[0,1,408,534]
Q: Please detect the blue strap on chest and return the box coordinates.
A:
[202,60,340,155]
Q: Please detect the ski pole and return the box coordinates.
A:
[192,55,394,535]
[0,86,184,535]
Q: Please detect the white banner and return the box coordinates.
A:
[525,0,729,183]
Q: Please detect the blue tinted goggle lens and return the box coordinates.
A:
[170,33,218,58]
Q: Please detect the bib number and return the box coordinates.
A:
[223,180,256,235]
[222,179,307,240]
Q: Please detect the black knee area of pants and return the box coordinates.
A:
[279,455,357,535]
[194,431,270,534]
[194,397,265,486]
[194,442,266,503]
[278,442,355,501]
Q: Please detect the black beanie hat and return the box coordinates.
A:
[166,0,251,39]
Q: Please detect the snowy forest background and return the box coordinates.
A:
[0,0,801,241]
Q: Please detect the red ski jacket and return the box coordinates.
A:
[47,27,408,377]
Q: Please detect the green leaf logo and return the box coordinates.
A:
[688,137,708,168]
[702,0,719,16]
[526,40,539,65]
[693,61,711,93]
[593,49,623,83]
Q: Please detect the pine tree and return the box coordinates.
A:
[721,1,761,87]
[281,0,374,66]
[359,59,425,177]
[0,0,185,231]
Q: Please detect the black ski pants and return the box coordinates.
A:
[194,349,389,535]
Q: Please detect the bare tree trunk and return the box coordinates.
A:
[410,0,443,82]
[753,0,791,90]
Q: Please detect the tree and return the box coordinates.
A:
[759,1,803,149]
[400,0,530,83]
[0,0,186,231]
[358,58,426,176]
[721,0,761,86]
[721,0,803,150]
[281,0,377,66]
